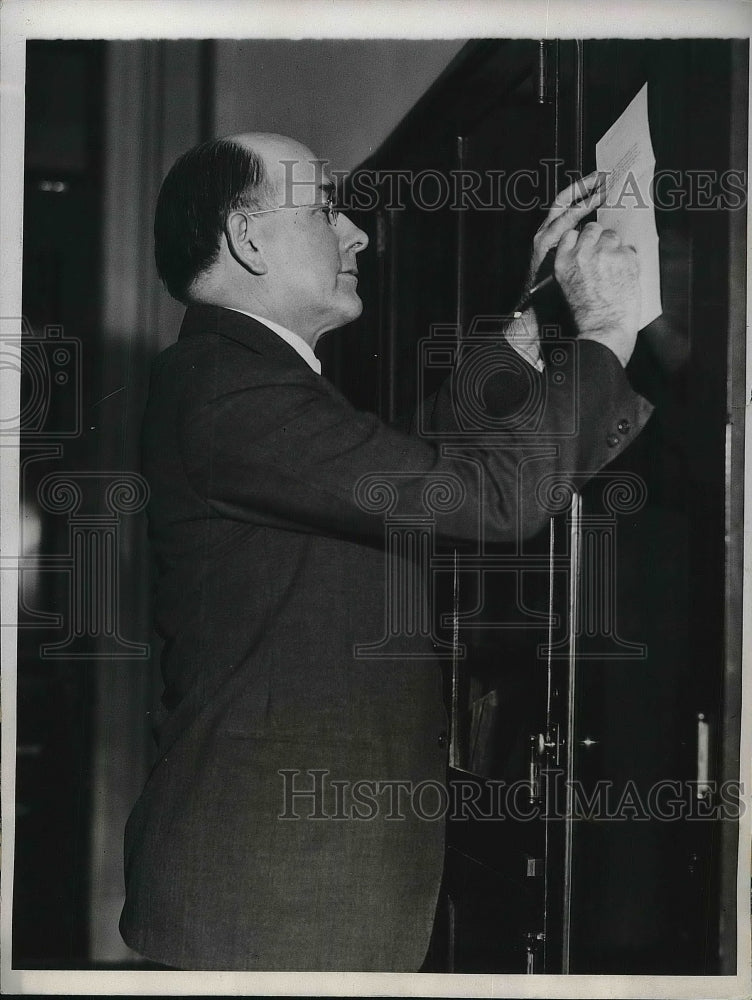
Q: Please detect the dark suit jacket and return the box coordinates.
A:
[120,304,652,970]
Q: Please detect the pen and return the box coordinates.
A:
[513,274,555,318]
[513,173,606,318]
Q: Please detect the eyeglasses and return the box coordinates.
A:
[236,194,339,227]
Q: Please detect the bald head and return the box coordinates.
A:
[229,132,336,220]
[154,132,334,302]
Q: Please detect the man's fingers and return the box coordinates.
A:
[555,228,579,256]
[531,181,613,288]
[572,221,605,254]
[553,228,579,280]
[546,170,605,221]
[596,227,621,247]
[535,187,604,250]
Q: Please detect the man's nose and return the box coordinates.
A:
[339,214,369,254]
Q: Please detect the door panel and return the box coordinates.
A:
[330,38,745,975]
[563,39,744,974]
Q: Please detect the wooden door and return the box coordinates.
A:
[328,37,746,975]
[559,38,746,975]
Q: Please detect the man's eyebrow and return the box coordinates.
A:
[319,181,336,199]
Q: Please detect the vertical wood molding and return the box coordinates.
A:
[89,39,204,964]
[719,38,748,978]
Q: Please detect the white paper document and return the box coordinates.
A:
[596,83,662,329]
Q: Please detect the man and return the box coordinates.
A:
[120,132,652,971]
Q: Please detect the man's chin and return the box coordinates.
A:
[327,296,364,332]
[347,295,364,322]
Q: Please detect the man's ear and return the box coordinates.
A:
[225,210,268,276]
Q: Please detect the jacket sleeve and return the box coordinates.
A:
[179,337,653,545]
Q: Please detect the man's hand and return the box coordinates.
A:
[522,170,605,299]
[554,222,641,368]
[510,171,605,370]
[504,310,544,371]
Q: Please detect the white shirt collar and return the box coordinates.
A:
[224,307,321,375]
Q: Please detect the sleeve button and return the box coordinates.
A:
[606,433,620,448]
[438,732,448,747]
[617,418,631,434]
